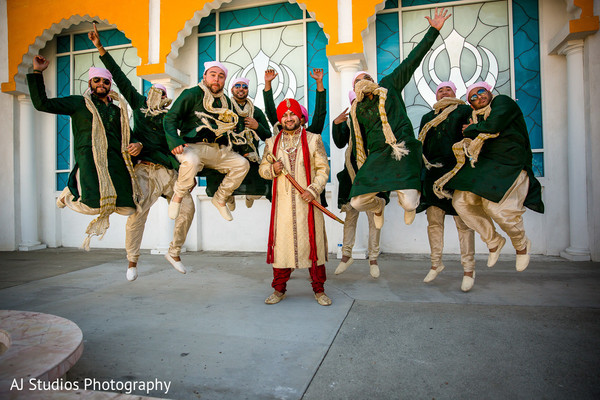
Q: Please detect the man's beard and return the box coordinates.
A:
[207,82,223,94]
[283,120,301,132]
[91,86,109,98]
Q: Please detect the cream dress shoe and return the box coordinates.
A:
[165,254,187,274]
[126,267,138,282]
[487,237,506,267]
[423,264,445,283]
[515,239,531,272]
[461,272,475,292]
[335,257,354,274]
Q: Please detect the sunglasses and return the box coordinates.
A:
[469,88,487,102]
[234,84,248,89]
[92,77,111,85]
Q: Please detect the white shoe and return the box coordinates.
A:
[369,263,380,278]
[461,272,475,292]
[423,264,445,283]
[245,197,255,208]
[374,208,384,230]
[165,254,186,274]
[212,198,233,221]
[335,257,354,274]
[515,239,531,272]
[404,209,416,225]
[168,200,181,220]
[227,196,236,211]
[487,237,506,267]
[126,267,138,282]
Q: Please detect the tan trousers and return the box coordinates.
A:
[125,163,195,263]
[59,187,135,216]
[174,142,249,203]
[350,189,420,214]
[426,206,475,272]
[452,170,529,251]
[342,205,381,261]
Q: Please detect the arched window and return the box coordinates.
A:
[196,1,330,153]
[377,0,544,176]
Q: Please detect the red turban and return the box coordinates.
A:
[276,98,303,123]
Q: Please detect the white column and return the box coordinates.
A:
[18,95,46,251]
[559,40,590,261]
[335,60,367,259]
[337,0,353,44]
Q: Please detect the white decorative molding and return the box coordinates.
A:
[10,16,126,96]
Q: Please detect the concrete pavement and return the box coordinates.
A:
[0,249,599,399]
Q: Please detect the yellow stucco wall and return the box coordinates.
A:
[1,0,150,93]
[2,0,596,93]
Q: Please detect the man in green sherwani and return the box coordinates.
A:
[446,81,544,274]
[203,76,272,210]
[28,55,139,250]
[348,8,451,230]
[332,91,383,279]
[417,81,476,292]
[90,26,194,281]
[164,61,250,222]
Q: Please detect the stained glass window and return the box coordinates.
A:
[197,2,330,157]
[219,3,303,30]
[376,0,544,176]
[55,29,142,190]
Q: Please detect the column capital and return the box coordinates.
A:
[327,54,366,73]
[17,94,32,104]
[137,62,190,87]
[556,39,585,57]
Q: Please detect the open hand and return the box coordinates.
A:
[425,7,451,31]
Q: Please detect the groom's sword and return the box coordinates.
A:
[267,154,344,224]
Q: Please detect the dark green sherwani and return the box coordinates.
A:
[163,84,234,150]
[417,103,473,215]
[333,121,389,209]
[445,95,544,213]
[204,101,272,199]
[99,52,178,170]
[28,72,135,208]
[349,27,440,199]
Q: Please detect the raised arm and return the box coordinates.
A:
[380,8,449,92]
[306,68,327,134]
[90,24,146,109]
[263,69,279,126]
[28,55,79,115]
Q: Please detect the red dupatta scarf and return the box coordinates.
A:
[266,128,318,267]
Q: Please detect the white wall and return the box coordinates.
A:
[586,0,600,260]
[539,0,570,256]
[0,0,16,250]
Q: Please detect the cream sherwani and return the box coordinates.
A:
[259,131,329,269]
